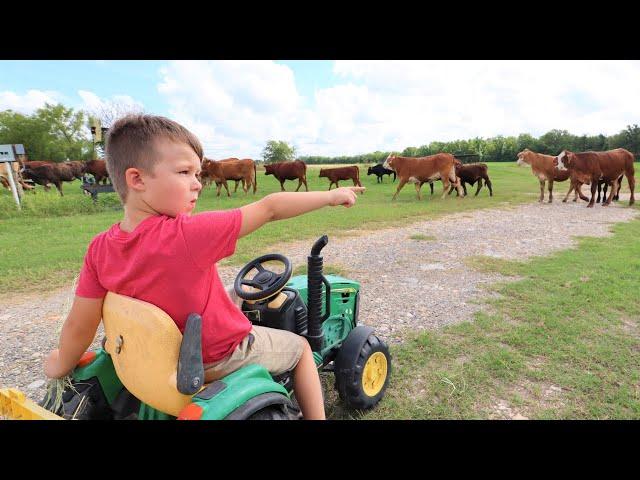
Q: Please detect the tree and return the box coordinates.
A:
[0,104,93,161]
[261,140,297,163]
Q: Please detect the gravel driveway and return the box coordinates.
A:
[1,196,638,406]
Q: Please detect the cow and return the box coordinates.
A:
[82,159,110,185]
[367,163,396,183]
[264,160,308,192]
[554,148,635,207]
[383,153,463,200]
[319,165,362,190]
[448,160,493,197]
[0,175,9,189]
[201,158,257,197]
[19,162,78,196]
[516,149,574,203]
[63,161,85,180]
[562,174,624,204]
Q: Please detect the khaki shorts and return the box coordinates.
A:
[203,325,307,383]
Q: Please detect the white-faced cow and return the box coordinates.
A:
[555,148,635,207]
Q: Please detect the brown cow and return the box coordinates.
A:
[63,161,85,180]
[201,158,257,196]
[383,153,463,200]
[516,149,574,203]
[319,165,362,190]
[264,160,308,192]
[0,175,9,189]
[20,162,78,196]
[555,148,635,207]
[448,160,493,197]
[82,159,110,185]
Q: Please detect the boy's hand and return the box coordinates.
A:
[44,349,68,379]
[329,187,366,207]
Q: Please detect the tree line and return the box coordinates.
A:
[2,103,638,165]
[297,126,640,164]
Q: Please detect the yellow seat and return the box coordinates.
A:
[102,292,194,417]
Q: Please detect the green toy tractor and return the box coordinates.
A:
[0,235,391,420]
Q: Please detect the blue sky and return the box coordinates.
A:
[1,60,639,158]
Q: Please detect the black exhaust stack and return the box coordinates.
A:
[306,235,331,352]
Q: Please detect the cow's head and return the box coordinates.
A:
[555,150,574,171]
[318,168,326,178]
[367,166,373,175]
[516,149,531,167]
[264,164,274,176]
[383,154,396,171]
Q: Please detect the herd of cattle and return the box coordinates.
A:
[1,148,635,208]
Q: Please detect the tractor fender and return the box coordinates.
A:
[224,392,293,420]
[334,325,375,381]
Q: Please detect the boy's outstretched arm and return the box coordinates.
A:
[43,296,104,378]
[238,186,365,238]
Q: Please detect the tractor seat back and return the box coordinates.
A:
[102,292,194,417]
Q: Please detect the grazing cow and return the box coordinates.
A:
[516,149,573,203]
[383,153,463,200]
[319,165,362,190]
[448,160,493,197]
[367,163,396,183]
[20,162,78,196]
[264,160,308,192]
[201,158,257,197]
[82,159,110,185]
[554,148,635,207]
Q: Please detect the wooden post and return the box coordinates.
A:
[4,161,21,209]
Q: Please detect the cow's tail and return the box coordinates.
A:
[253,161,257,193]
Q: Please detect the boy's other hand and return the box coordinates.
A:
[329,187,365,208]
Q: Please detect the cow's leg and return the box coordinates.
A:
[280,180,286,191]
[448,183,455,196]
[224,181,230,197]
[577,183,590,202]
[429,181,434,195]
[303,176,309,192]
[414,182,422,200]
[614,174,623,201]
[547,179,554,203]
[587,181,597,207]
[596,181,602,203]
[452,172,464,198]
[563,181,575,203]
[296,179,303,192]
[604,177,619,206]
[215,183,222,197]
[54,181,63,196]
[538,179,545,202]
[475,178,483,196]
[392,178,408,200]
[484,176,493,196]
[627,172,635,205]
[377,175,382,183]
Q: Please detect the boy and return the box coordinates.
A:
[43,115,364,420]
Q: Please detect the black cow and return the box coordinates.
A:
[367,163,396,183]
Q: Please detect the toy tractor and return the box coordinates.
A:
[0,235,391,420]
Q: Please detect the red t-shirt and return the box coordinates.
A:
[76,209,252,363]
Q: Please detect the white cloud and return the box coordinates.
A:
[0,89,63,114]
[78,90,144,116]
[156,60,640,159]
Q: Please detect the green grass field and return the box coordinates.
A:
[0,162,539,295]
[332,217,639,419]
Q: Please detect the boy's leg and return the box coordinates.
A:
[292,340,326,420]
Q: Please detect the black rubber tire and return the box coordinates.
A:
[246,404,291,420]
[335,334,391,410]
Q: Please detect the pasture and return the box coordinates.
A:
[1,161,639,419]
[1,162,538,295]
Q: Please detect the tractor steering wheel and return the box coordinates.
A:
[233,254,292,302]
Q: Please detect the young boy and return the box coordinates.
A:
[43,115,364,420]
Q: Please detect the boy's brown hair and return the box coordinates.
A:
[105,114,204,202]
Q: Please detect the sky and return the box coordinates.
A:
[1,60,639,159]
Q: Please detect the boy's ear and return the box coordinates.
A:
[125,167,146,192]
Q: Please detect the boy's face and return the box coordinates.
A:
[139,138,202,217]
